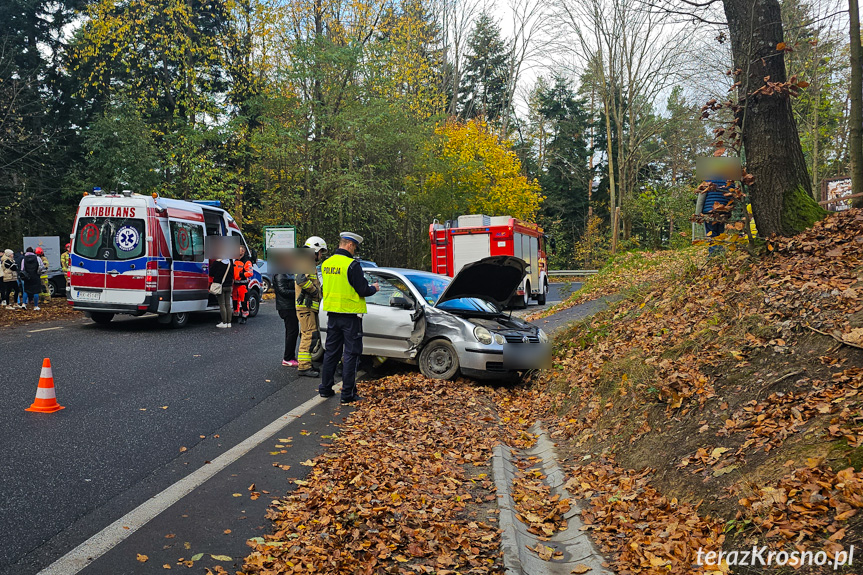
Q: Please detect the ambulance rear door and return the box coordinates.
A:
[71,200,148,305]
[71,209,107,299]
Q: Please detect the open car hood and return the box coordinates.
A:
[436,256,527,308]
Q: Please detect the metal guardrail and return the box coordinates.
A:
[548,269,599,276]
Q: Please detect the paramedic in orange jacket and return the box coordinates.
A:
[232,244,254,324]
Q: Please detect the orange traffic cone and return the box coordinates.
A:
[26,358,65,413]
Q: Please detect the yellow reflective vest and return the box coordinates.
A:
[321,254,367,314]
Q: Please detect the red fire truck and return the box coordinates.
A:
[429,214,549,308]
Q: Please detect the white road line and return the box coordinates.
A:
[28,327,64,333]
[38,382,346,575]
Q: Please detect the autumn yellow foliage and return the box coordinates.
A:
[421,119,543,220]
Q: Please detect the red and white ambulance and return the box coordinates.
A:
[68,190,262,327]
[429,214,550,308]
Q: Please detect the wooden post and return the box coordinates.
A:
[611,207,620,254]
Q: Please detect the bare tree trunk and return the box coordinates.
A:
[605,99,617,250]
[850,0,863,206]
[723,0,822,235]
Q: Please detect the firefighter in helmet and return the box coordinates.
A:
[295,236,327,377]
[232,243,254,324]
[36,247,50,299]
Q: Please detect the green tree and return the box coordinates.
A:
[781,0,851,198]
[72,0,235,200]
[83,100,161,192]
[0,0,86,246]
[458,12,510,125]
[534,76,593,266]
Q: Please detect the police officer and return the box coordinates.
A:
[296,236,327,377]
[318,232,379,403]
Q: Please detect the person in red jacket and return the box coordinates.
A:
[232,244,253,324]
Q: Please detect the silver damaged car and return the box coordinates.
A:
[320,256,551,379]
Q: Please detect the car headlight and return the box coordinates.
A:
[494,333,506,345]
[473,325,493,345]
[537,329,549,343]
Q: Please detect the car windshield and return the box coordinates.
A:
[436,297,500,314]
[402,272,500,313]
[402,273,450,305]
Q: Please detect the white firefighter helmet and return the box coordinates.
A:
[304,236,328,253]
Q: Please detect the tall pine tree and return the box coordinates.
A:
[458,12,509,126]
[535,77,592,264]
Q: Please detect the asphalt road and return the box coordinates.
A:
[0,302,344,575]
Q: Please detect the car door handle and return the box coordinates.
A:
[108,269,119,276]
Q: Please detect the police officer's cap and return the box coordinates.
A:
[340,232,364,245]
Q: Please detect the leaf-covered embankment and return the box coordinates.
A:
[539,209,863,572]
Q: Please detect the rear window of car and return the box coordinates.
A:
[74,217,146,260]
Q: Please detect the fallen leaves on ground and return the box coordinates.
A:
[511,460,570,538]
[242,373,513,574]
[738,463,863,557]
[0,297,82,328]
[565,459,726,575]
[720,368,863,454]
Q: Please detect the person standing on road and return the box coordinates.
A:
[21,247,43,310]
[36,247,50,300]
[1,249,19,309]
[318,232,378,403]
[209,257,233,328]
[232,244,253,324]
[274,272,299,366]
[61,243,71,293]
[14,251,24,306]
[296,236,326,378]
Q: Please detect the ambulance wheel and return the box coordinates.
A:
[90,312,114,325]
[536,280,547,305]
[419,339,459,380]
[169,312,189,329]
[248,289,261,318]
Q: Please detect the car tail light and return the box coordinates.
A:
[145,260,158,291]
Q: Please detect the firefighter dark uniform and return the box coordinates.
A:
[295,272,321,374]
[319,232,377,403]
[232,254,253,323]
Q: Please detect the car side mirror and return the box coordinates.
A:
[390,295,413,309]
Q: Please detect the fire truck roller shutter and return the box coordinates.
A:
[528,235,539,293]
[452,233,490,275]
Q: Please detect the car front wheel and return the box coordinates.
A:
[418,339,460,380]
